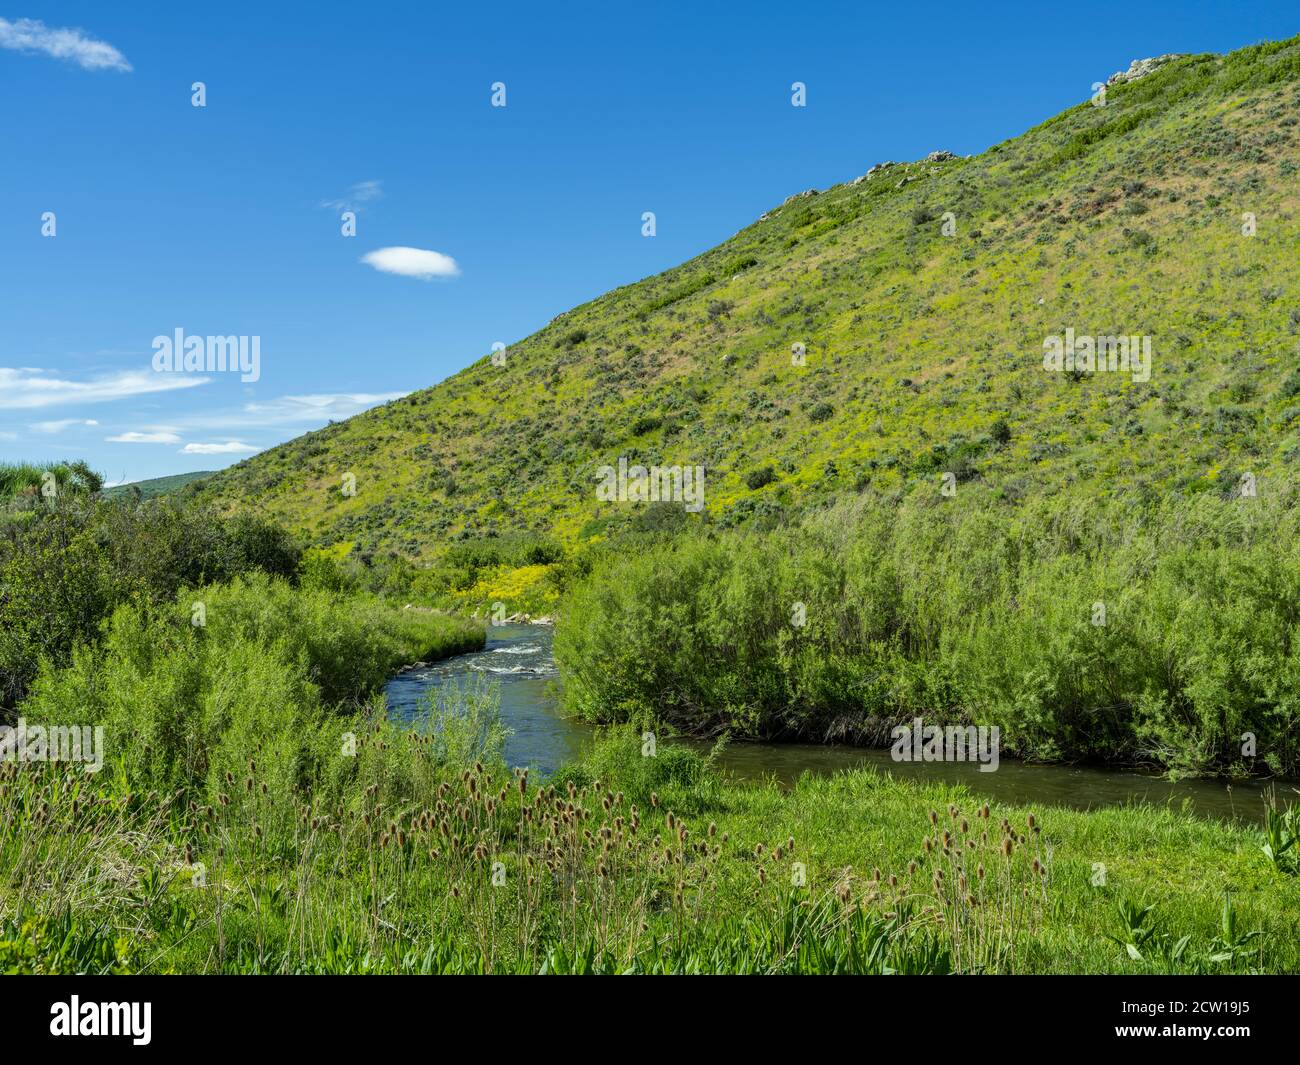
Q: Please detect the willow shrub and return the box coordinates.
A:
[555,490,1300,775]
[19,574,486,809]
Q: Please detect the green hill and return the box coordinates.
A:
[195,39,1300,559]
[102,470,214,501]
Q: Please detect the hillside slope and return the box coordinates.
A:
[104,471,213,500]
[194,38,1300,559]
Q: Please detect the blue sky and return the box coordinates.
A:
[1,1,1295,484]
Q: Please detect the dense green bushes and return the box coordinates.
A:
[19,574,484,804]
[555,490,1300,777]
[0,499,300,707]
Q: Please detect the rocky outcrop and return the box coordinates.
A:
[782,188,819,205]
[1107,54,1185,86]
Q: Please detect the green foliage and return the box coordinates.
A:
[0,499,301,707]
[1261,796,1300,874]
[18,573,483,803]
[0,460,102,500]
[556,491,1300,775]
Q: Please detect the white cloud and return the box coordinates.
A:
[321,180,383,212]
[361,246,460,280]
[0,368,209,409]
[179,391,407,431]
[180,441,258,455]
[107,431,182,444]
[33,418,100,433]
[240,392,407,424]
[0,17,131,72]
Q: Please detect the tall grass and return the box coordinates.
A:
[3,726,1293,974]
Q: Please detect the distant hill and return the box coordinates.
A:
[103,471,214,501]
[194,38,1300,559]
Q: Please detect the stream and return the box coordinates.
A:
[385,623,1281,824]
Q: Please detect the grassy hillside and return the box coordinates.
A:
[195,39,1300,559]
[103,470,213,500]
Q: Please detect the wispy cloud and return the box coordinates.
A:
[179,391,406,431]
[180,441,258,455]
[33,418,99,433]
[0,368,209,409]
[0,17,131,72]
[361,246,460,280]
[107,430,182,444]
[321,180,383,213]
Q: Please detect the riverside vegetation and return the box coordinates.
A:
[1,472,1298,974]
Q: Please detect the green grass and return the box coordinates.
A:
[0,460,102,501]
[2,725,1295,974]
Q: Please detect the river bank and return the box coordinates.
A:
[385,623,1290,824]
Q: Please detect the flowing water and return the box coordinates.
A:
[385,623,1282,824]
